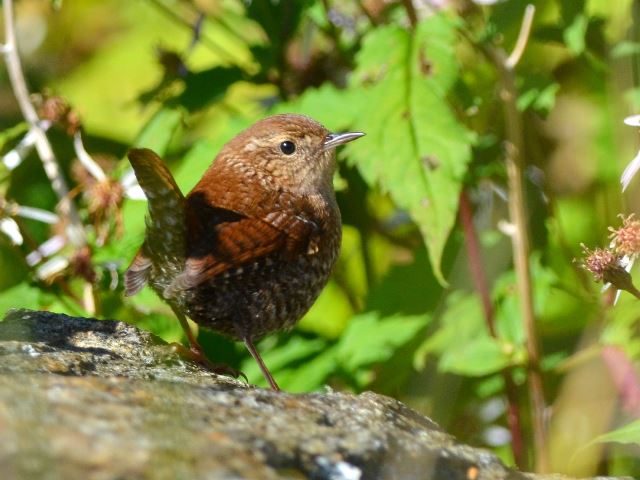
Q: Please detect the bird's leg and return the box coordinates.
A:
[243,336,280,391]
[170,307,246,381]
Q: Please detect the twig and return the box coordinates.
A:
[73,132,106,181]
[459,191,495,333]
[13,205,59,224]
[458,190,527,468]
[401,0,418,29]
[1,0,86,247]
[2,0,95,313]
[506,5,535,69]
[355,0,378,26]
[490,4,548,472]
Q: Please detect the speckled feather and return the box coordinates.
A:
[125,114,344,342]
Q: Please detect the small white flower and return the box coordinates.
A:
[624,115,640,127]
[34,256,69,280]
[0,218,22,245]
[622,115,640,191]
[26,234,66,267]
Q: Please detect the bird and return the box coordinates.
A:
[124,113,364,390]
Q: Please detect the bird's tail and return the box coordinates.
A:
[125,148,186,294]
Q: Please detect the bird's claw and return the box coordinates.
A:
[169,342,248,383]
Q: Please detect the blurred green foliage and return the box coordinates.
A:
[1,0,640,476]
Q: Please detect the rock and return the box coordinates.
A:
[0,309,630,480]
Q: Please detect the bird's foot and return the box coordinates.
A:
[169,342,248,382]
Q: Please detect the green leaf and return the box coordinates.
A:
[611,41,640,58]
[175,66,246,112]
[0,283,42,317]
[337,311,428,374]
[173,117,253,192]
[274,84,360,130]
[278,345,339,393]
[414,291,484,368]
[588,420,640,446]
[173,139,218,193]
[0,122,28,152]
[246,0,313,71]
[344,15,473,284]
[563,13,588,55]
[241,336,327,386]
[366,248,442,317]
[517,76,560,114]
[298,280,354,339]
[131,107,184,155]
[439,336,513,377]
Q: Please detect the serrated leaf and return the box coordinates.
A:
[337,311,428,373]
[344,15,472,284]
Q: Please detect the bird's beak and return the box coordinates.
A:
[323,131,365,151]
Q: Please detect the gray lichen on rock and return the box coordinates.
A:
[0,309,632,480]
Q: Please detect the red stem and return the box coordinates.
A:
[458,190,526,468]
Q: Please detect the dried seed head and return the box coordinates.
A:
[33,93,81,136]
[72,156,125,245]
[581,245,623,282]
[610,214,640,257]
[70,245,96,283]
[581,244,640,299]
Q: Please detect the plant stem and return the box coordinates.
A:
[458,191,495,334]
[401,0,418,29]
[458,190,526,468]
[501,60,548,474]
[1,0,85,247]
[490,5,548,470]
[2,0,95,313]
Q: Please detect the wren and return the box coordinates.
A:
[124,114,364,390]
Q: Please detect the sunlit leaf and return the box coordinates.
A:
[588,420,640,446]
[338,311,428,373]
[0,284,42,316]
[131,107,184,154]
[274,84,360,130]
[414,291,485,369]
[563,13,588,55]
[175,66,246,112]
[439,336,514,377]
[278,345,339,393]
[344,15,473,284]
[0,123,28,152]
[240,335,327,386]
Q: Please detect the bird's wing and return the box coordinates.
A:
[124,148,186,296]
[168,203,320,292]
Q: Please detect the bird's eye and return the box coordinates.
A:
[280,141,296,155]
